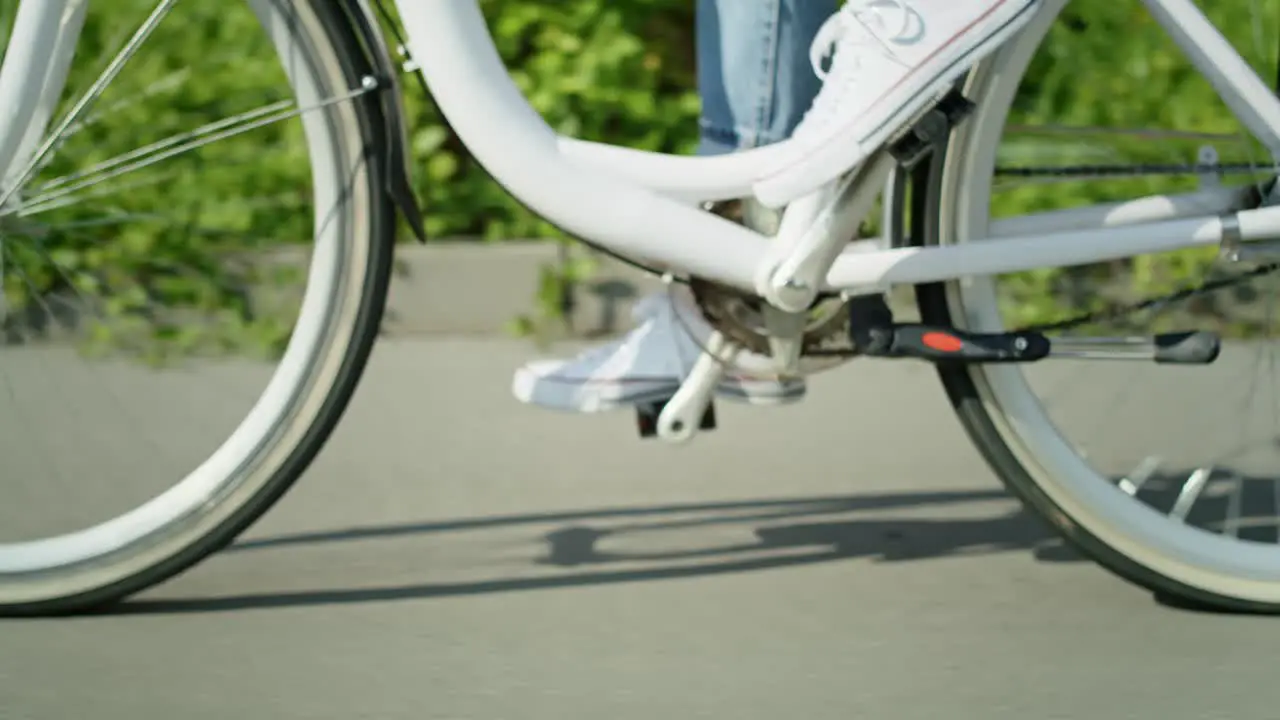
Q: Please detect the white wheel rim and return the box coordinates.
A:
[0,0,349,574]
[940,0,1280,600]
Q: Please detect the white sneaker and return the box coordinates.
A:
[752,0,1041,207]
[512,288,805,413]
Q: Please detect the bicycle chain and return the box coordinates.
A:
[995,160,1279,334]
[995,161,1280,178]
[1014,261,1280,335]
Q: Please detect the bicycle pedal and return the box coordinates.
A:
[636,397,716,439]
[889,90,976,169]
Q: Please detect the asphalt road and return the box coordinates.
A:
[4,337,1280,719]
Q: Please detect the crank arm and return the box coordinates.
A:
[634,331,738,444]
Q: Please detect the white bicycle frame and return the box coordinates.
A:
[3,0,1280,298]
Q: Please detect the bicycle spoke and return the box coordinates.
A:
[1118,455,1162,496]
[1273,477,1280,542]
[10,86,372,219]
[31,99,294,194]
[1267,276,1280,434]
[30,67,195,179]
[0,0,178,210]
[1170,467,1215,521]
[1224,473,1244,538]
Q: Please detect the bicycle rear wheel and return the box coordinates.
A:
[916,0,1280,610]
[0,0,395,616]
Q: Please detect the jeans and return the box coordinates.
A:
[696,0,836,156]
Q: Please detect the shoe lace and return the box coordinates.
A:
[802,0,918,130]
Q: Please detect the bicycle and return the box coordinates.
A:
[3,0,1280,616]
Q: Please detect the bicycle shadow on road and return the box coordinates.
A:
[108,487,1088,615]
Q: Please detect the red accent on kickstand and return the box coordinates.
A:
[922,332,964,353]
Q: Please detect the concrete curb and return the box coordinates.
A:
[381,239,915,339]
[0,239,914,346]
[6,240,918,344]
[382,240,667,338]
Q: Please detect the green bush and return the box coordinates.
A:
[992,0,1275,331]
[10,0,1278,357]
[414,0,1276,335]
[9,0,314,361]
[398,0,701,241]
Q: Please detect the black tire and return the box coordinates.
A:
[909,144,1280,614]
[0,0,396,617]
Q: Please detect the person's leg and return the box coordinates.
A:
[698,0,837,237]
[512,1,834,413]
[695,0,836,158]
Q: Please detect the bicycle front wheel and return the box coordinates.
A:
[915,0,1280,610]
[0,0,396,616]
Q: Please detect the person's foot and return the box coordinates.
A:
[511,287,805,413]
[752,0,1041,207]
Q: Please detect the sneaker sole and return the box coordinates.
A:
[512,366,680,413]
[717,379,807,406]
[513,368,806,413]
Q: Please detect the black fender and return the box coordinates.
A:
[334,0,428,242]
